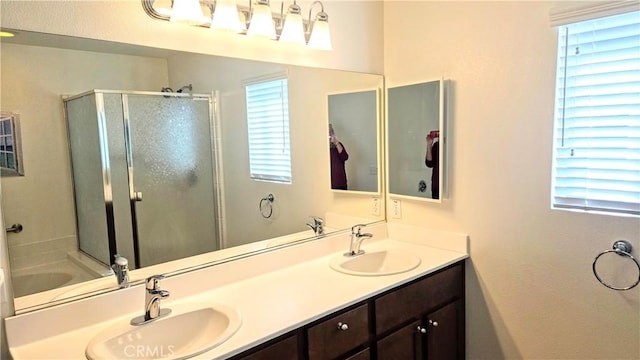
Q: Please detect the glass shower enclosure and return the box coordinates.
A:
[64,90,220,269]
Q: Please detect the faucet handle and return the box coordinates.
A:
[112,255,130,289]
[309,216,324,226]
[145,275,165,291]
[351,224,366,234]
[112,254,128,269]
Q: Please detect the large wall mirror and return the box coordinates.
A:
[0,30,384,312]
[387,79,446,202]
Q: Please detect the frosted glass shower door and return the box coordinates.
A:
[65,93,114,265]
[125,94,218,267]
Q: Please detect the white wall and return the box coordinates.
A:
[384,1,639,359]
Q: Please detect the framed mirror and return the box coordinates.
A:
[328,89,381,194]
[0,29,384,312]
[386,79,446,202]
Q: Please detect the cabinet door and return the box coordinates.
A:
[376,264,463,335]
[426,300,464,360]
[376,320,424,360]
[346,348,370,360]
[232,334,299,360]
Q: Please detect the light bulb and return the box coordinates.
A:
[211,0,245,33]
[308,18,332,50]
[170,0,207,25]
[279,12,305,45]
[247,3,276,39]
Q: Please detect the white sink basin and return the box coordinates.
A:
[86,303,241,359]
[330,250,421,276]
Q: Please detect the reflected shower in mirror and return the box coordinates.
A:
[387,79,445,202]
[328,89,380,193]
[0,29,384,312]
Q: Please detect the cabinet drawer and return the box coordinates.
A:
[308,304,369,360]
[375,263,463,335]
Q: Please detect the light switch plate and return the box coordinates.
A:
[391,199,402,218]
[371,197,380,216]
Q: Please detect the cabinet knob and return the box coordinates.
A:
[429,320,439,327]
[417,326,427,334]
[337,322,349,331]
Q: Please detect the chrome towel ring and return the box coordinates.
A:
[259,193,275,219]
[592,240,640,291]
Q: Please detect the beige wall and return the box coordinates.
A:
[3,0,639,359]
[384,1,639,359]
[0,0,384,74]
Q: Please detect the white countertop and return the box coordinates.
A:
[6,223,469,359]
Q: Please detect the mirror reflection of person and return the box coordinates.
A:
[329,124,349,190]
[425,133,439,199]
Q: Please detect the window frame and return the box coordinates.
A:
[550,9,640,217]
[0,112,24,177]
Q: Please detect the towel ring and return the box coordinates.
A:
[259,193,274,219]
[592,240,640,291]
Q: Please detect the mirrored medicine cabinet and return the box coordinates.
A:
[386,79,447,203]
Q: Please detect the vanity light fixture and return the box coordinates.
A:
[141,0,332,50]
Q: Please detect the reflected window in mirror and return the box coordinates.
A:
[328,89,380,193]
[387,79,446,202]
[245,76,292,184]
[0,112,24,177]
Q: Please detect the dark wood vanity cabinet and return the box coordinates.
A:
[231,261,464,360]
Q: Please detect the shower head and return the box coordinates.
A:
[177,84,193,93]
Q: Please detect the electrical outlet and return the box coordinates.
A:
[372,197,380,216]
[391,199,402,218]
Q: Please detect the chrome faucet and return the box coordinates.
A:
[112,254,129,288]
[306,216,325,236]
[131,275,171,325]
[345,224,373,256]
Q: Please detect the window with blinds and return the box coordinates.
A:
[551,10,640,216]
[245,77,292,183]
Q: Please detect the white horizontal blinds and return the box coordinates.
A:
[245,77,292,183]
[552,10,640,215]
